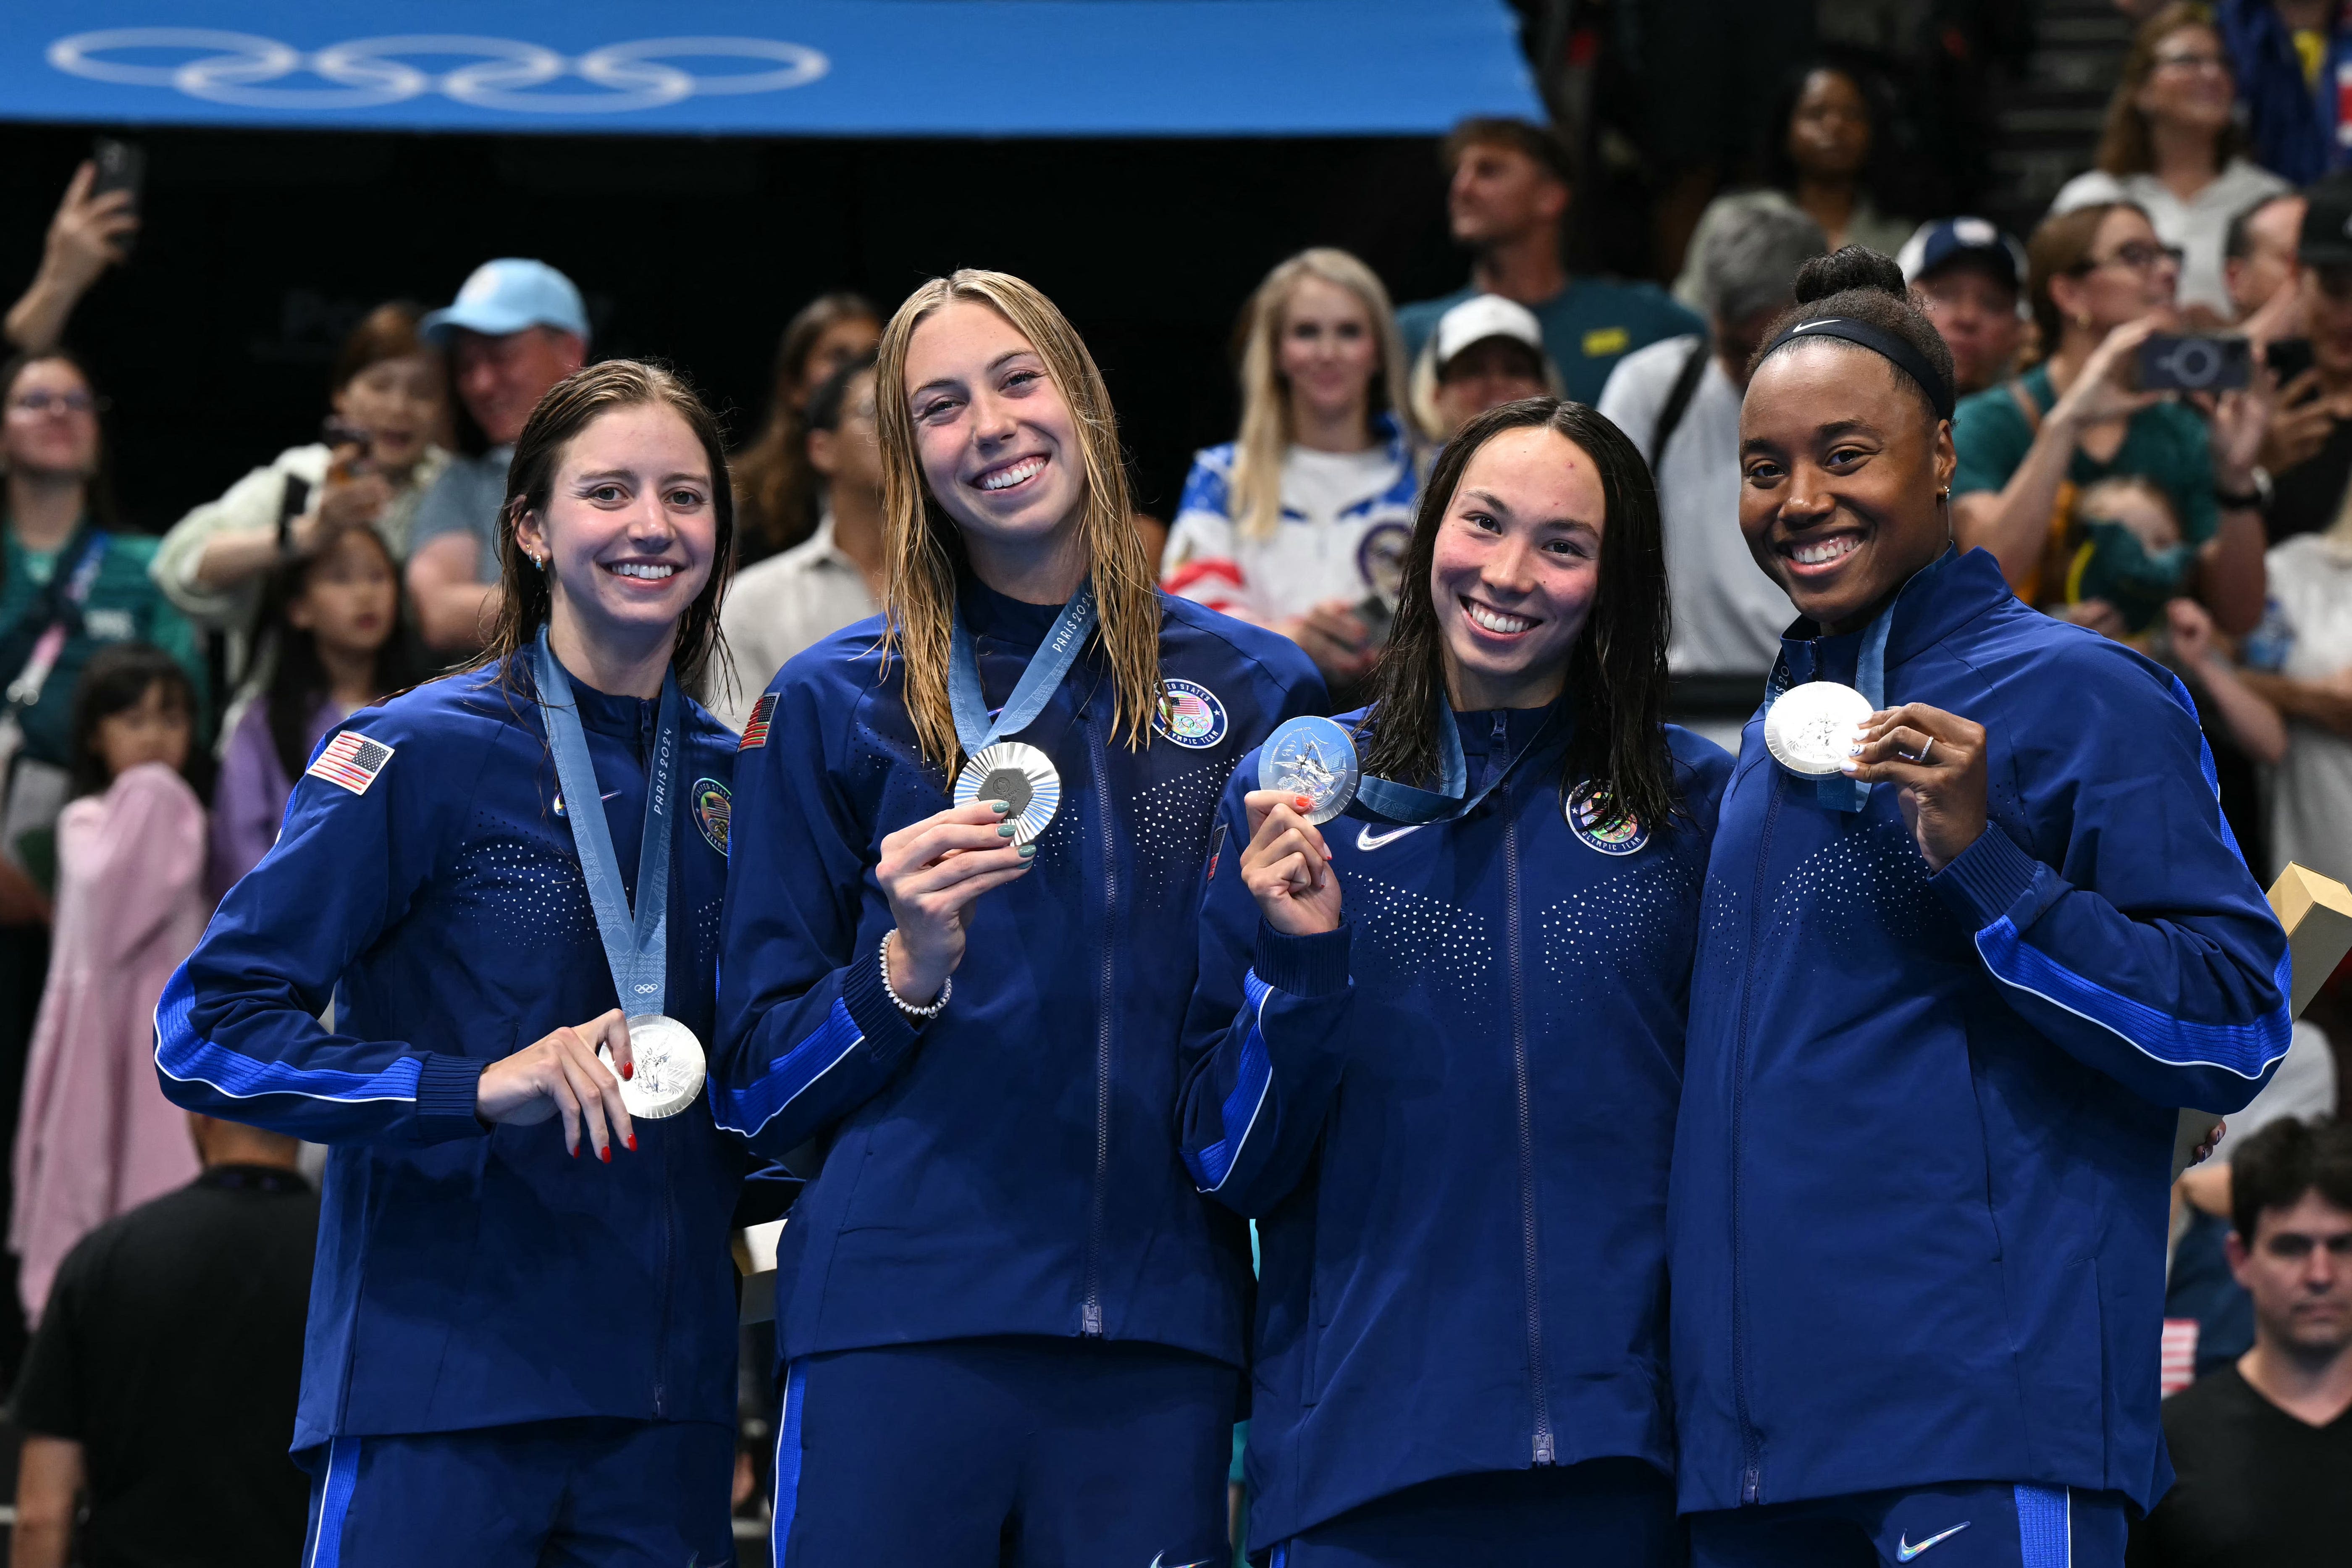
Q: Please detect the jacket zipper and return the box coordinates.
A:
[1081,710,1115,1337]
[1501,760,1554,1466]
[654,1121,675,1416]
[1729,773,1785,1503]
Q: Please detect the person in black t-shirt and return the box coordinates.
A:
[2129,1117,2352,1567]
[8,1113,318,1568]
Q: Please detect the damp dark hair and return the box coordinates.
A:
[256,526,421,782]
[1748,247,1957,428]
[2229,1116,2352,1245]
[1356,397,1677,834]
[66,641,204,802]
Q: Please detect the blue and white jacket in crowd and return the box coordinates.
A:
[1671,547,2291,1517]
[1179,703,1732,1549]
[712,579,1323,1372]
[155,659,746,1452]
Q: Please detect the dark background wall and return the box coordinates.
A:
[0,124,1468,532]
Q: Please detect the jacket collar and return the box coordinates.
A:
[1775,546,2006,685]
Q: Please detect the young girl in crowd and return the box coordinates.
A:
[158,362,747,1564]
[12,644,206,1321]
[210,524,415,894]
[714,270,1321,1565]
[1180,400,1731,1565]
[1675,249,2288,1568]
[1162,248,1418,696]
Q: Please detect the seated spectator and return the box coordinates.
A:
[2224,189,2305,323]
[1899,216,2031,396]
[2128,1116,2352,1567]
[404,259,588,654]
[1163,247,1417,694]
[2238,491,2352,885]
[731,291,882,566]
[9,1111,319,1568]
[1951,202,2269,637]
[3,160,136,358]
[1404,294,1557,440]
[2256,176,2352,541]
[2054,5,2291,324]
[1396,118,1701,403]
[716,351,884,730]
[1597,200,1825,682]
[1672,60,1912,309]
[10,643,206,1324]
[2215,0,2352,186]
[150,302,447,688]
[210,526,415,894]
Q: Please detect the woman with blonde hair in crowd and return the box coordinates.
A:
[712,268,1321,1564]
[1162,247,1418,696]
[730,290,883,565]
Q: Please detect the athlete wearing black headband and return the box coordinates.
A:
[1673,248,2289,1567]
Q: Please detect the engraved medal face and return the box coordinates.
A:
[1257,716,1361,825]
[600,1014,706,1120]
[952,741,1061,846]
[1763,681,1874,777]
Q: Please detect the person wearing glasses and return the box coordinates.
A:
[1949,204,2271,639]
[2050,4,2288,324]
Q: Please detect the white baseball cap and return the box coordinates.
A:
[1433,294,1545,370]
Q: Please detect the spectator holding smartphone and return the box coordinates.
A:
[2253,175,2352,541]
[2,160,137,357]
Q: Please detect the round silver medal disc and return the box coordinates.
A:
[953,740,1062,847]
[1257,716,1361,825]
[599,1014,706,1121]
[1763,680,1875,777]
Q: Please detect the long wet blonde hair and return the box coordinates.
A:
[874,270,1163,777]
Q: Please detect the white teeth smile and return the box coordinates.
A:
[1467,603,1535,635]
[979,456,1045,492]
[607,562,676,580]
[1788,536,1861,567]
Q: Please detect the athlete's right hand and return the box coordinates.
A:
[475,1008,635,1162]
[1240,789,1341,936]
[879,799,1035,1004]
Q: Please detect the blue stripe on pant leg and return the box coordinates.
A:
[2015,1484,2070,1568]
[772,1362,809,1568]
[1271,1544,1288,1568]
[304,1437,360,1568]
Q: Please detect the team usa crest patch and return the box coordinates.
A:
[1152,679,1228,749]
[306,731,393,796]
[1567,791,1648,856]
[739,693,777,751]
[693,777,732,855]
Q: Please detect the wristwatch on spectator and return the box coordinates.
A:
[2216,467,2271,511]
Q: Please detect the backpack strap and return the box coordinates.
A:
[1649,336,1713,471]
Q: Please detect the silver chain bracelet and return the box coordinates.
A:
[878,932,950,1020]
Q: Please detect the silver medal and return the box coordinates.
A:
[600,1013,706,1120]
[1257,716,1361,825]
[953,740,1061,847]
[1763,680,1874,777]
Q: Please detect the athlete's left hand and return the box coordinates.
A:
[1843,702,1989,873]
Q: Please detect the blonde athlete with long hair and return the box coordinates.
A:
[711,271,1323,1566]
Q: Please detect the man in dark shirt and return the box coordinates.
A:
[9,1113,318,1568]
[2260,175,2352,542]
[2129,1117,2352,1567]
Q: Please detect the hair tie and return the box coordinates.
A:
[1760,315,1955,422]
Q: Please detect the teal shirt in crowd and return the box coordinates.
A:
[0,529,206,767]
[1396,276,1704,404]
[1950,365,2220,545]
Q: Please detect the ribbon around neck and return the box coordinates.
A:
[947,582,1097,755]
[1351,701,1564,825]
[1763,599,1894,814]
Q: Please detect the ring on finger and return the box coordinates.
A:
[1917,736,1935,765]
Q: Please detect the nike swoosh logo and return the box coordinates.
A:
[1355,822,1424,851]
[1896,1522,1970,1560]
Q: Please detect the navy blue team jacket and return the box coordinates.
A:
[712,580,1323,1370]
[155,659,746,1452]
[1671,548,2292,1517]
[1179,704,1733,1549]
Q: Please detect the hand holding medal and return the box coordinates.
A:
[877,797,1037,1007]
[1241,717,1357,937]
[1840,700,1989,872]
[475,1006,637,1161]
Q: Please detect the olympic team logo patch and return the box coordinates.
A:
[692,777,732,856]
[1567,790,1648,856]
[1152,679,1228,749]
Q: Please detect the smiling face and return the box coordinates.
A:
[331,351,446,474]
[2135,23,2234,140]
[454,326,585,446]
[515,402,717,662]
[1428,425,1605,711]
[2050,206,2180,341]
[1739,341,1956,634]
[1277,275,1381,432]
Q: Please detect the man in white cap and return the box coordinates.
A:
[405,260,588,653]
[1410,294,1557,439]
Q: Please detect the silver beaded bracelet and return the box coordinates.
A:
[878,932,951,1020]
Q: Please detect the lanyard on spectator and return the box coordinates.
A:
[532,627,680,1019]
[1763,603,1893,814]
[1353,702,1563,825]
[4,529,110,712]
[947,582,1097,754]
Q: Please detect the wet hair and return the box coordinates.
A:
[1749,247,1957,429]
[2230,1116,2352,1244]
[1441,116,1577,186]
[805,347,879,437]
[66,641,202,801]
[1356,397,1680,835]
[256,526,420,781]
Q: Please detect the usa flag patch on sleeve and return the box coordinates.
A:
[739,693,777,750]
[306,731,394,796]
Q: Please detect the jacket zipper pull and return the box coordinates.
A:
[1742,1465,1761,1504]
[1081,1302,1102,1336]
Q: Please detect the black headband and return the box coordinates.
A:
[1760,315,1956,422]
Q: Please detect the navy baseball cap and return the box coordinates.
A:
[421,259,590,346]
[1897,217,2028,294]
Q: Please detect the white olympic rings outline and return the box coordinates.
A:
[47,30,830,114]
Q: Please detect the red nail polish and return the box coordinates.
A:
[626,1135,637,1152]
[600,1146,612,1163]
[622,1062,634,1080]
[570,1144,579,1159]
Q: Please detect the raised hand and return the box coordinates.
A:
[1239,789,1342,936]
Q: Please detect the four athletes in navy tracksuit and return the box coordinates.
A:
[710,271,1323,1565]
[1674,252,2291,1568]
[1180,400,1732,1567]
[156,363,749,1565]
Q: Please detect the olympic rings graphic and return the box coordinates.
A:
[46,30,830,113]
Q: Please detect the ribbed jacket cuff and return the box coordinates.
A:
[1931,823,2045,930]
[415,1052,490,1142]
[1254,921,1352,998]
[842,940,924,1066]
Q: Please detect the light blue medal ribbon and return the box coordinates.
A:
[947,581,1097,752]
[1351,702,1564,825]
[532,628,680,1019]
[1761,600,1894,814]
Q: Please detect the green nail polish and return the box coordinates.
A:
[990,800,1011,814]
[1017,843,1037,859]
[998,823,1016,837]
